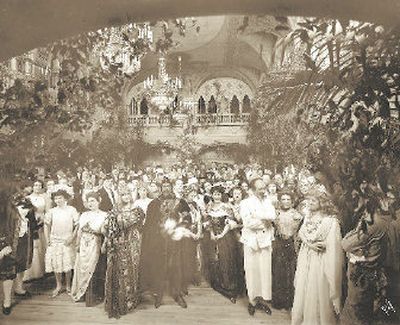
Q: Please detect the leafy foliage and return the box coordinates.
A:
[249,18,400,231]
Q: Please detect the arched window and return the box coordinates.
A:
[208,95,217,114]
[198,96,206,114]
[230,95,240,114]
[140,98,149,115]
[242,95,251,113]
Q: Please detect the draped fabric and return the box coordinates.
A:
[24,193,48,281]
[71,210,107,303]
[140,196,191,297]
[292,216,343,325]
[71,232,102,302]
[104,206,144,318]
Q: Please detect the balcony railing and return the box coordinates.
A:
[128,113,250,127]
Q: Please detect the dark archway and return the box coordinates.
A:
[230,95,240,114]
[208,95,217,114]
[140,97,149,115]
[198,96,206,114]
[242,95,251,113]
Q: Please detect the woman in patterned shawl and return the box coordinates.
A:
[104,188,145,318]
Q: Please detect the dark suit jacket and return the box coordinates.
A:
[97,187,113,212]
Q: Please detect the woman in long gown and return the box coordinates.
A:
[71,192,107,306]
[182,185,203,288]
[104,189,145,318]
[230,187,246,296]
[291,187,344,325]
[24,180,50,281]
[203,185,242,303]
[272,191,302,310]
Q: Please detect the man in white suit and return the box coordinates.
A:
[239,177,276,316]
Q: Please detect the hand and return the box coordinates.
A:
[64,237,74,246]
[309,241,326,252]
[0,246,12,257]
[210,232,216,241]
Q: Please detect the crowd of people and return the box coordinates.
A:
[0,161,399,324]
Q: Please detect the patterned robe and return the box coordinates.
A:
[104,205,144,318]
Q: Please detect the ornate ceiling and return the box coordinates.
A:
[123,15,286,99]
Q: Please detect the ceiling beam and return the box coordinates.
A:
[1,0,399,61]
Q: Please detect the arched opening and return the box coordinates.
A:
[208,95,217,114]
[230,95,240,114]
[242,95,251,113]
[140,97,149,115]
[198,96,206,114]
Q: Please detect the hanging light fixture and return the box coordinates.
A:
[144,55,182,112]
[94,23,153,76]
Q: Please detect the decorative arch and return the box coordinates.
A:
[196,77,254,113]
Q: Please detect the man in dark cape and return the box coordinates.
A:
[140,179,191,308]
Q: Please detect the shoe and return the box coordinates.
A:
[2,305,12,315]
[153,294,162,309]
[15,291,32,298]
[51,288,62,298]
[174,295,187,309]
[248,303,256,316]
[257,302,272,315]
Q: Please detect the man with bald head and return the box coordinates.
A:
[239,178,276,316]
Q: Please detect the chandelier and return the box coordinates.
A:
[95,23,153,76]
[144,56,182,112]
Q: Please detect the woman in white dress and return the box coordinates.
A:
[24,180,50,281]
[71,192,107,306]
[44,190,79,297]
[291,187,344,325]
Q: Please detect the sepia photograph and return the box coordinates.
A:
[0,1,400,324]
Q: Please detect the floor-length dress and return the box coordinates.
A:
[24,193,48,281]
[272,208,302,309]
[104,206,144,318]
[181,201,202,288]
[203,202,241,300]
[71,210,107,305]
[291,215,343,325]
